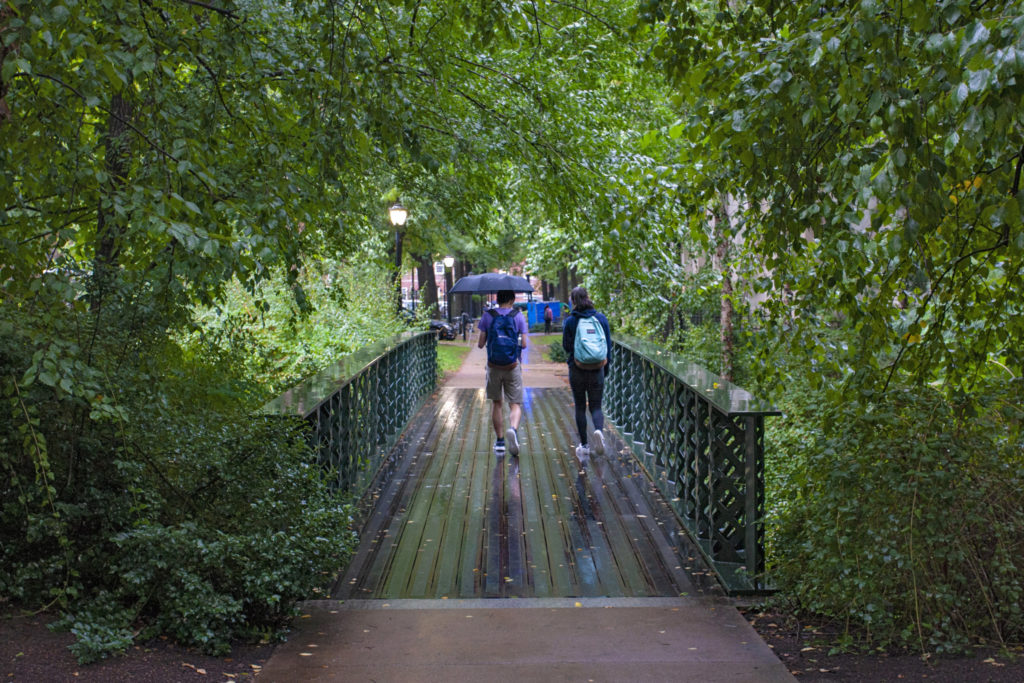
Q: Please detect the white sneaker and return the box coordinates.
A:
[591,429,605,456]
[505,428,520,456]
[575,444,590,461]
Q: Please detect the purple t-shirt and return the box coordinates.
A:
[478,308,528,349]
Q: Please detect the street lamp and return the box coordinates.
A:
[443,255,455,323]
[388,201,408,227]
[388,202,408,314]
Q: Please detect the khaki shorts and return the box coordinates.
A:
[485,364,524,404]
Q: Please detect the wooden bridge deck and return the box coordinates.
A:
[335,386,711,600]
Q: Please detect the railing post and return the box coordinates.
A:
[745,414,764,583]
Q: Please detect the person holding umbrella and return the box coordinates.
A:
[477,289,528,456]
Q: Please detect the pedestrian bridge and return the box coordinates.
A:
[263,331,779,597]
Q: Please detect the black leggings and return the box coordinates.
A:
[569,365,605,445]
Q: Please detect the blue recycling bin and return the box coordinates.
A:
[526,301,565,330]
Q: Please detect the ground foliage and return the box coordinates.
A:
[188,260,419,397]
[765,374,1024,653]
[0,280,356,662]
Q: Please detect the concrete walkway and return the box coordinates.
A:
[258,598,792,682]
[258,338,794,682]
[444,335,567,389]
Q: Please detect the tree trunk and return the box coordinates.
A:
[713,200,734,382]
[558,268,569,303]
[416,255,439,318]
[663,303,676,342]
[92,90,133,312]
[452,259,468,319]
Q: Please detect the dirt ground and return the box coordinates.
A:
[0,608,275,682]
[4,605,1023,682]
[741,608,1024,682]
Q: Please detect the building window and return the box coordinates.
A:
[434,262,444,275]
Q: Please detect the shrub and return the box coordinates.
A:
[1,297,357,663]
[767,382,1024,652]
[548,341,568,363]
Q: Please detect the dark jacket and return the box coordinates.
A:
[562,307,612,371]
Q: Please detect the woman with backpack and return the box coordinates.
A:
[562,286,611,460]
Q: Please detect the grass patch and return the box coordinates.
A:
[437,342,472,376]
[528,334,565,363]
[530,333,562,346]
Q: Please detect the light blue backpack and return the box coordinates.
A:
[573,317,607,369]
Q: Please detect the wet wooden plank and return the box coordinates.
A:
[518,422,556,597]
[403,397,465,598]
[482,449,506,597]
[365,391,464,597]
[602,441,707,595]
[550,392,660,597]
[534,391,605,596]
[456,411,491,596]
[548,393,633,596]
[333,391,454,599]
[380,394,466,597]
[339,386,701,601]
[505,460,525,596]
[432,394,483,597]
[522,433,577,596]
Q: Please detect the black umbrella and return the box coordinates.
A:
[448,272,534,294]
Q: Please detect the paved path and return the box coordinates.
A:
[444,336,567,389]
[258,598,792,682]
[258,339,794,682]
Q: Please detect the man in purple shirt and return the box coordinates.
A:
[476,289,528,456]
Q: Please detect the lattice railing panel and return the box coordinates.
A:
[604,334,778,594]
[264,332,437,498]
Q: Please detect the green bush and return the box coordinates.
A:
[1,289,358,663]
[767,382,1024,653]
[3,391,354,662]
[548,341,568,363]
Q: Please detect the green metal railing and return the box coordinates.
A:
[262,331,436,497]
[604,334,780,594]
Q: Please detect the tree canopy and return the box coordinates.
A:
[637,0,1023,394]
[3,0,1023,661]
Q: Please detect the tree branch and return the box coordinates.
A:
[25,73,214,195]
[171,0,237,18]
[1012,142,1024,196]
[548,0,623,36]
[882,236,1007,391]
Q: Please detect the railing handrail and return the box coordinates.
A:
[614,333,780,417]
[261,330,437,500]
[605,334,777,595]
[261,330,433,418]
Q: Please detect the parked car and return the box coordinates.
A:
[429,319,457,340]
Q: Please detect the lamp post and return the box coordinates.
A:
[410,265,418,313]
[443,255,455,324]
[388,201,408,314]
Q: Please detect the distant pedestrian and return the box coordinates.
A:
[544,304,553,334]
[477,290,528,456]
[562,286,611,461]
[461,310,471,341]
